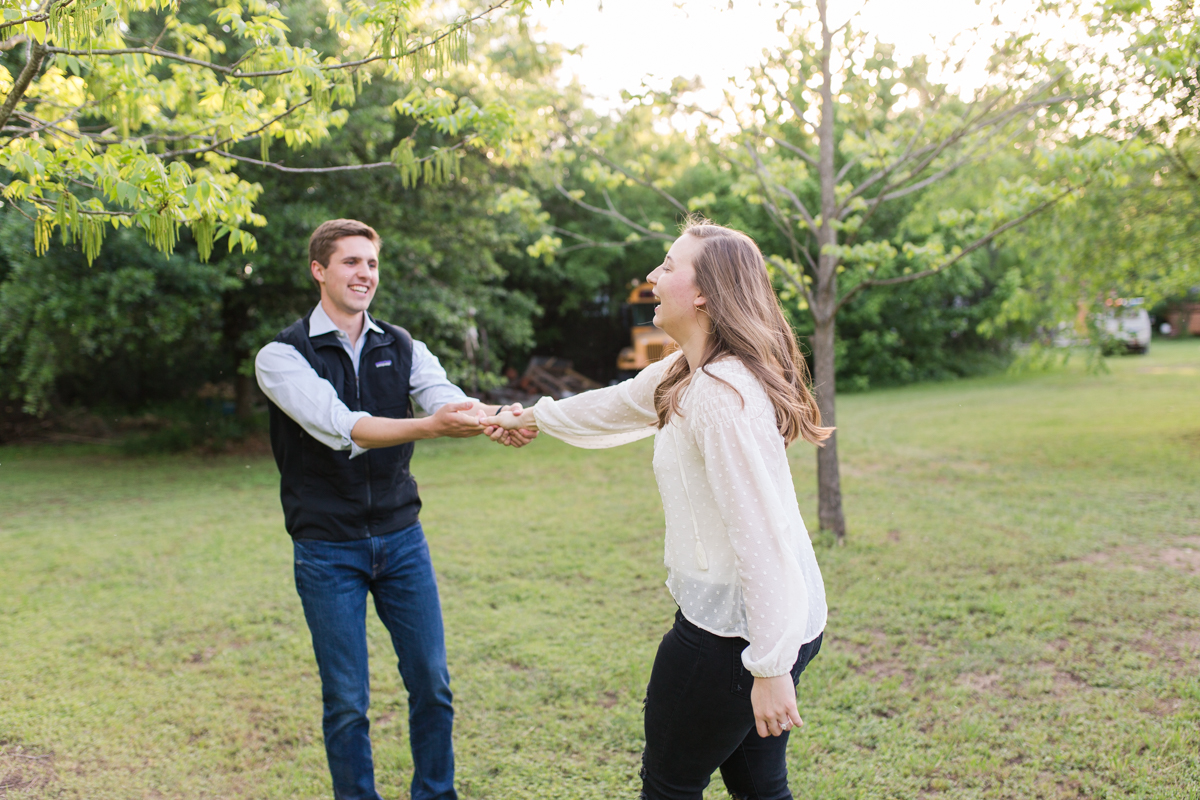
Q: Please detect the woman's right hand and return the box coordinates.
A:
[481,404,537,431]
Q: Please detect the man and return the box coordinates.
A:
[255,219,532,800]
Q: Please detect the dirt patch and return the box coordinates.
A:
[1073,538,1200,575]
[1173,629,1200,657]
[0,745,56,797]
[1157,546,1200,574]
[1052,669,1087,692]
[956,672,1001,693]
[840,461,889,478]
[832,630,916,685]
[1153,697,1183,717]
[1124,615,1200,676]
[1076,551,1145,571]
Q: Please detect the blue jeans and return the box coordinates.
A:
[293,522,456,800]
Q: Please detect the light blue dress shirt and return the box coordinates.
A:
[254,304,473,458]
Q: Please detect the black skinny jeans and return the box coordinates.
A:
[640,610,823,800]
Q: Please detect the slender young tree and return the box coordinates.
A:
[556,0,1131,542]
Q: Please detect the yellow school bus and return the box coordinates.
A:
[617,282,677,374]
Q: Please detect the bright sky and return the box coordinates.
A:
[529,0,1039,114]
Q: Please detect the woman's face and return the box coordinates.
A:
[647,234,707,339]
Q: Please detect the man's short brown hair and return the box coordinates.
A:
[308,219,383,268]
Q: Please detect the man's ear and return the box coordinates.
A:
[310,260,325,286]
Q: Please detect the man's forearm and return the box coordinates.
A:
[351,415,433,449]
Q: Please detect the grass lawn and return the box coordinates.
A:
[2,339,1198,799]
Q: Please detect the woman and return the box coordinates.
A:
[485,219,832,799]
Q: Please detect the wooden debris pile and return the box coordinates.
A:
[484,357,603,406]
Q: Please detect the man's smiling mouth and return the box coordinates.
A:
[349,285,370,294]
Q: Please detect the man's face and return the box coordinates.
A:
[311,235,379,316]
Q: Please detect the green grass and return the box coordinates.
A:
[2,340,1198,799]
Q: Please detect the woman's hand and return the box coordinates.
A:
[480,404,538,432]
[750,674,802,738]
[482,403,538,447]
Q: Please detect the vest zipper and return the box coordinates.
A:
[357,368,373,533]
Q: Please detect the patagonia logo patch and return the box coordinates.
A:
[374,359,393,368]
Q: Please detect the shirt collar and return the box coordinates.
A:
[308,303,384,339]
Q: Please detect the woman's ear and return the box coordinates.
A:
[694,296,707,310]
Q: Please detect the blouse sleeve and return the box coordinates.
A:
[694,383,810,678]
[532,351,680,449]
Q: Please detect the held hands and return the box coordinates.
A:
[751,674,803,738]
[427,401,490,439]
[479,404,537,432]
[425,401,537,447]
[469,401,538,448]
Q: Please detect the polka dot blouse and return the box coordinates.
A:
[533,351,827,678]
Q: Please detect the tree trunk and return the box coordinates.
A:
[235,368,255,420]
[811,315,845,540]
[812,0,846,542]
[0,38,46,132]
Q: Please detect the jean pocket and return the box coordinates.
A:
[731,655,754,699]
[790,632,824,684]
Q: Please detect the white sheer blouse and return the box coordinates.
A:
[533,352,827,677]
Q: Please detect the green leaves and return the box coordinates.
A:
[0,0,525,263]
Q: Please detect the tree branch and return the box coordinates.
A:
[219,141,465,173]
[585,147,691,216]
[3,184,138,218]
[834,182,1083,314]
[760,72,820,169]
[874,120,1029,205]
[0,0,73,34]
[840,88,1078,220]
[10,105,88,137]
[741,144,821,287]
[553,183,674,241]
[160,99,313,157]
[767,254,816,310]
[45,0,511,80]
[840,74,1069,213]
[0,38,47,133]
[744,141,819,239]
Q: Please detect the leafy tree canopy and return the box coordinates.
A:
[0,0,535,262]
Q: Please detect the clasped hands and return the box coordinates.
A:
[432,401,537,447]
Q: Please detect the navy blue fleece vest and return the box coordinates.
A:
[267,310,419,541]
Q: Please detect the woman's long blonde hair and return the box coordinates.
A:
[653,218,833,447]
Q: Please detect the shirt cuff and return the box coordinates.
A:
[340,410,372,458]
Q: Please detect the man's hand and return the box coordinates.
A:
[350,401,482,448]
[750,674,803,738]
[426,401,487,439]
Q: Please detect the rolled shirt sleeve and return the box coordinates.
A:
[254,342,371,458]
[409,339,472,414]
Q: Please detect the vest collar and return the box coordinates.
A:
[308,303,384,340]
